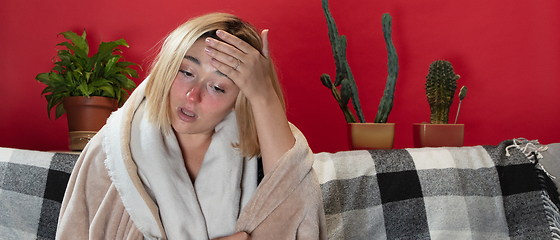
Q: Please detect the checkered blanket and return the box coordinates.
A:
[0,147,79,240]
[2,140,559,240]
[313,140,560,239]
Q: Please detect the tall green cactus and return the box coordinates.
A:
[374,13,399,123]
[320,0,365,123]
[425,60,460,124]
[320,0,399,124]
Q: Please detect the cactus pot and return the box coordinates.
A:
[413,123,464,148]
[63,96,118,151]
[347,123,395,150]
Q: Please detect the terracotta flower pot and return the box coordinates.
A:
[63,96,118,150]
[347,123,395,150]
[413,123,464,148]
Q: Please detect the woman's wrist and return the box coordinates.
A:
[248,90,280,111]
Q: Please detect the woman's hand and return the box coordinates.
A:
[204,29,295,174]
[211,231,251,240]
[204,29,275,103]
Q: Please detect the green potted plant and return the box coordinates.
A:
[320,0,399,150]
[35,29,139,150]
[413,60,467,148]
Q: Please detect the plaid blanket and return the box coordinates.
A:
[313,140,560,239]
[2,140,559,240]
[0,147,79,240]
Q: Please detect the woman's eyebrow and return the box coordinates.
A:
[184,55,229,79]
[184,55,200,65]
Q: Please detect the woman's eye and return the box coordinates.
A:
[178,69,193,78]
[212,85,225,93]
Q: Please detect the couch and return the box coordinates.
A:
[1,139,559,239]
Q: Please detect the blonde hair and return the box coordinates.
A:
[145,13,285,158]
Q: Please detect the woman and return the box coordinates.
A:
[56,13,326,239]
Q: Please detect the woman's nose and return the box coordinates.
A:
[186,84,203,103]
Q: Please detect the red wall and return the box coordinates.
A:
[1,0,559,153]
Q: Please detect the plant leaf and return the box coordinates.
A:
[46,93,65,120]
[123,78,136,90]
[77,82,90,97]
[112,38,129,48]
[52,65,65,73]
[41,86,55,95]
[59,30,89,54]
[91,78,110,87]
[35,73,51,85]
[84,71,93,81]
[57,42,89,61]
[104,55,121,76]
[49,72,66,86]
[54,102,66,119]
[58,49,87,70]
[120,67,139,78]
[64,71,75,85]
[56,48,74,61]
[72,69,85,85]
[45,95,54,120]
[116,61,137,68]
[98,85,115,98]
[87,53,98,71]
[96,42,121,62]
[117,88,132,107]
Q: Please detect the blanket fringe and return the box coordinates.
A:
[541,190,560,240]
[506,138,554,179]
[506,138,560,239]
[535,155,560,240]
[536,158,560,239]
[535,158,560,209]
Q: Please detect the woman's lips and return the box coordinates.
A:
[178,107,197,122]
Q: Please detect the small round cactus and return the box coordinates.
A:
[425,60,460,124]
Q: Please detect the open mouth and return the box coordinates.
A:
[178,107,197,122]
[181,108,196,117]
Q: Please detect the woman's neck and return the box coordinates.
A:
[175,131,214,183]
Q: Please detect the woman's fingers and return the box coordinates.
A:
[205,38,242,71]
[204,30,249,67]
[205,29,271,72]
[216,30,253,54]
[261,29,270,59]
